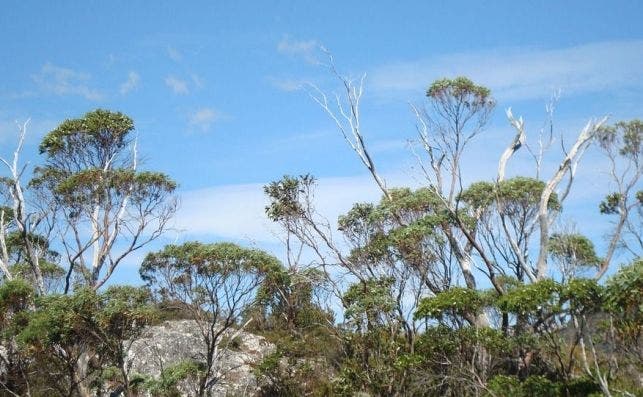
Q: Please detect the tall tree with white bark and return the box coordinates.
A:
[30,109,178,292]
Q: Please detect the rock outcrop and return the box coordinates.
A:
[127,320,274,396]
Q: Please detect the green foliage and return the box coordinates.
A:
[375,187,445,217]
[487,375,522,396]
[458,181,495,211]
[1,90,641,396]
[561,278,603,313]
[0,279,34,314]
[39,109,134,156]
[18,288,101,349]
[343,277,395,326]
[415,287,485,321]
[98,285,157,342]
[597,119,642,159]
[264,174,314,221]
[599,192,624,214]
[0,205,14,224]
[52,168,176,206]
[11,259,64,280]
[496,279,562,316]
[417,325,518,359]
[6,286,156,395]
[141,241,282,290]
[256,350,334,397]
[145,360,205,397]
[255,266,331,331]
[338,202,377,237]
[603,259,642,332]
[564,377,602,397]
[340,186,451,270]
[459,177,560,213]
[255,318,339,395]
[3,229,56,257]
[522,375,558,397]
[331,330,410,396]
[0,279,34,330]
[549,233,601,268]
[497,177,560,211]
[427,76,492,105]
[487,375,558,397]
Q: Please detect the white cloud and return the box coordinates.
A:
[188,107,220,131]
[175,182,273,241]
[277,36,320,64]
[32,63,103,101]
[119,71,140,95]
[174,159,615,259]
[370,40,643,101]
[173,173,417,243]
[165,75,189,95]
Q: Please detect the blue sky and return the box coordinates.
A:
[1,1,642,284]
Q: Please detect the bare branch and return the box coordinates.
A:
[535,116,608,279]
[499,108,527,182]
[307,54,390,200]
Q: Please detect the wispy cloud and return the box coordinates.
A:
[167,46,182,62]
[176,182,272,241]
[174,175,390,243]
[106,53,117,67]
[264,129,333,152]
[165,75,189,95]
[32,63,103,101]
[277,36,320,64]
[119,71,140,95]
[369,139,409,154]
[175,157,614,250]
[188,107,220,131]
[370,40,643,101]
[267,76,305,92]
[191,73,205,89]
[279,130,332,144]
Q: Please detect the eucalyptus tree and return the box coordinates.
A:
[0,278,34,396]
[262,76,501,395]
[0,121,49,294]
[273,60,640,394]
[140,241,281,397]
[548,233,601,282]
[11,285,156,397]
[31,109,177,292]
[0,110,177,396]
[595,120,642,279]
[313,67,611,289]
[306,75,500,331]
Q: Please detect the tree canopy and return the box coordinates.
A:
[0,76,640,397]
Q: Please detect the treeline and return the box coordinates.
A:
[0,76,641,397]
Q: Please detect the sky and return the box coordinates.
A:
[0,1,641,285]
